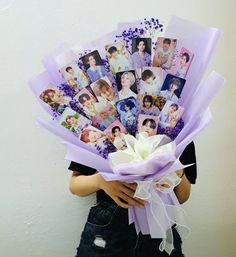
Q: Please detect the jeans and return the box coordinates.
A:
[75,200,185,257]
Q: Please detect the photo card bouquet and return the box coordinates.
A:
[30,16,225,255]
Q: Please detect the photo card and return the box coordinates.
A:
[75,87,101,118]
[90,76,118,104]
[104,119,128,150]
[58,107,91,137]
[59,60,90,90]
[159,100,184,129]
[131,38,152,68]
[105,41,133,74]
[137,114,159,137]
[159,74,186,102]
[152,37,177,70]
[138,67,164,96]
[91,102,118,131]
[39,84,71,114]
[116,70,137,100]
[80,50,108,82]
[158,100,184,140]
[170,47,194,79]
[137,94,160,116]
[116,96,138,135]
[79,125,116,158]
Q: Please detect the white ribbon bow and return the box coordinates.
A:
[134,173,182,200]
[133,173,190,255]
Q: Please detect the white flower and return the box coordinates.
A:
[108,132,176,175]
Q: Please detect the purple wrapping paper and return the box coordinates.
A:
[30,16,225,255]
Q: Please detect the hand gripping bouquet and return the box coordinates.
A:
[30,17,225,255]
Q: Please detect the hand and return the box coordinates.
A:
[97,174,146,209]
[156,171,184,191]
[175,169,184,178]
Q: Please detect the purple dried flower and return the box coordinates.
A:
[158,118,184,140]
[58,83,77,98]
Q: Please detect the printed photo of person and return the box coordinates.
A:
[59,107,91,137]
[59,61,90,90]
[105,42,133,74]
[90,76,118,104]
[138,114,159,137]
[170,47,194,79]
[76,87,105,118]
[80,50,108,82]
[80,125,116,158]
[138,94,160,116]
[116,97,138,135]
[139,67,163,96]
[159,74,186,102]
[39,85,71,114]
[131,38,151,68]
[116,70,137,100]
[104,119,128,150]
[159,101,184,130]
[152,37,177,70]
[91,103,117,131]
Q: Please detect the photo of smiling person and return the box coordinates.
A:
[131,38,151,68]
[40,85,72,114]
[80,50,108,82]
[138,94,160,116]
[159,74,186,102]
[90,76,118,104]
[59,107,91,137]
[59,61,90,90]
[116,70,137,100]
[105,42,133,74]
[138,114,158,137]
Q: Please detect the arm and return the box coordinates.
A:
[69,171,146,209]
[174,170,191,204]
[69,171,101,196]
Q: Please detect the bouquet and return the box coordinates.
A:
[30,16,225,255]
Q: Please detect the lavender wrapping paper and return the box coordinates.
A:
[42,43,71,86]
[30,17,225,254]
[165,16,222,109]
